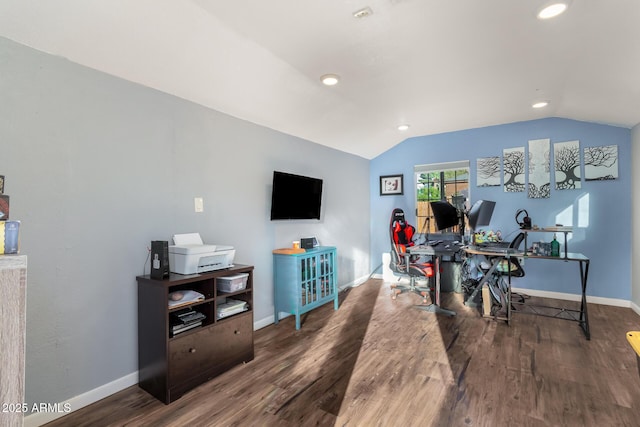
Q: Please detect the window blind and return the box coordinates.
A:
[414,160,469,174]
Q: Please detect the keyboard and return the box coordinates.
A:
[477,241,510,249]
[482,247,513,254]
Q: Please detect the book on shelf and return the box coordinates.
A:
[170,308,206,336]
[216,299,248,319]
[171,320,203,336]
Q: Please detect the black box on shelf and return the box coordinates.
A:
[150,240,170,279]
[301,237,318,249]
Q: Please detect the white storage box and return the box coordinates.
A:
[217,273,249,292]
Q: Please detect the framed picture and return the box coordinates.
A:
[380,174,403,196]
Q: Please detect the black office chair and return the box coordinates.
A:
[388,208,434,304]
[496,232,525,275]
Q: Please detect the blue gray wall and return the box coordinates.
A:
[632,124,640,309]
[0,37,370,408]
[371,118,632,300]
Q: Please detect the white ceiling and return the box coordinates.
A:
[1,0,639,159]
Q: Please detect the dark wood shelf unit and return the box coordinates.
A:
[137,264,254,404]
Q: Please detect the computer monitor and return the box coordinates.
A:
[467,200,496,231]
[430,201,459,231]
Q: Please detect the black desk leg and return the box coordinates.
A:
[507,257,512,326]
[416,256,456,317]
[579,260,591,340]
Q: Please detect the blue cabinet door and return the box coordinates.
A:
[273,247,338,329]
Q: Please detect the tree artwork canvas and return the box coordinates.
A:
[503,147,525,193]
[554,140,581,190]
[477,157,500,187]
[528,138,550,199]
[584,145,618,181]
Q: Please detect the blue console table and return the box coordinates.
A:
[273,246,338,329]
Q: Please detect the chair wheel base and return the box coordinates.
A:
[420,291,429,305]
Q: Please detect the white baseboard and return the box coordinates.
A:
[254,315,275,330]
[24,371,138,427]
[343,274,374,289]
[369,279,638,311]
[511,287,632,308]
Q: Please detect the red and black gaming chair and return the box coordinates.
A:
[389,208,434,304]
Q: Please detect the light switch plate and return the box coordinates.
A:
[194,197,204,213]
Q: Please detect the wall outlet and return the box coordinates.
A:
[194,197,204,213]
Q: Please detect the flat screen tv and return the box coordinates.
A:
[270,171,323,220]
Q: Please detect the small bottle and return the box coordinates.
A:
[551,233,560,257]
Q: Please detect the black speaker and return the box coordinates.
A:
[150,240,170,279]
[301,237,318,249]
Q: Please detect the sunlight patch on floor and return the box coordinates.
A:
[335,279,455,424]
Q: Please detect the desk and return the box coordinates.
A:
[405,242,461,316]
[464,246,591,340]
[522,226,573,258]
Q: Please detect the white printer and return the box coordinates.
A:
[169,233,235,275]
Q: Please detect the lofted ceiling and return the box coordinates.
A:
[1,0,639,159]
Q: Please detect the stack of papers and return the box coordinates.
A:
[216,298,248,319]
[168,290,205,309]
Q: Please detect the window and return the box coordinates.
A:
[415,160,469,234]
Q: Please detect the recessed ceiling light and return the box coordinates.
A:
[532,101,549,109]
[537,2,570,19]
[320,74,340,86]
[397,124,410,131]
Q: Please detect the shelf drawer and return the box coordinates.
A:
[168,313,254,388]
[169,327,219,387]
[212,313,254,369]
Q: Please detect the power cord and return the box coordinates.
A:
[368,262,383,281]
[143,246,151,276]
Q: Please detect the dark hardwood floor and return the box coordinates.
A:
[44,279,640,427]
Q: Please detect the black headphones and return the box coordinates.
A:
[515,209,532,229]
